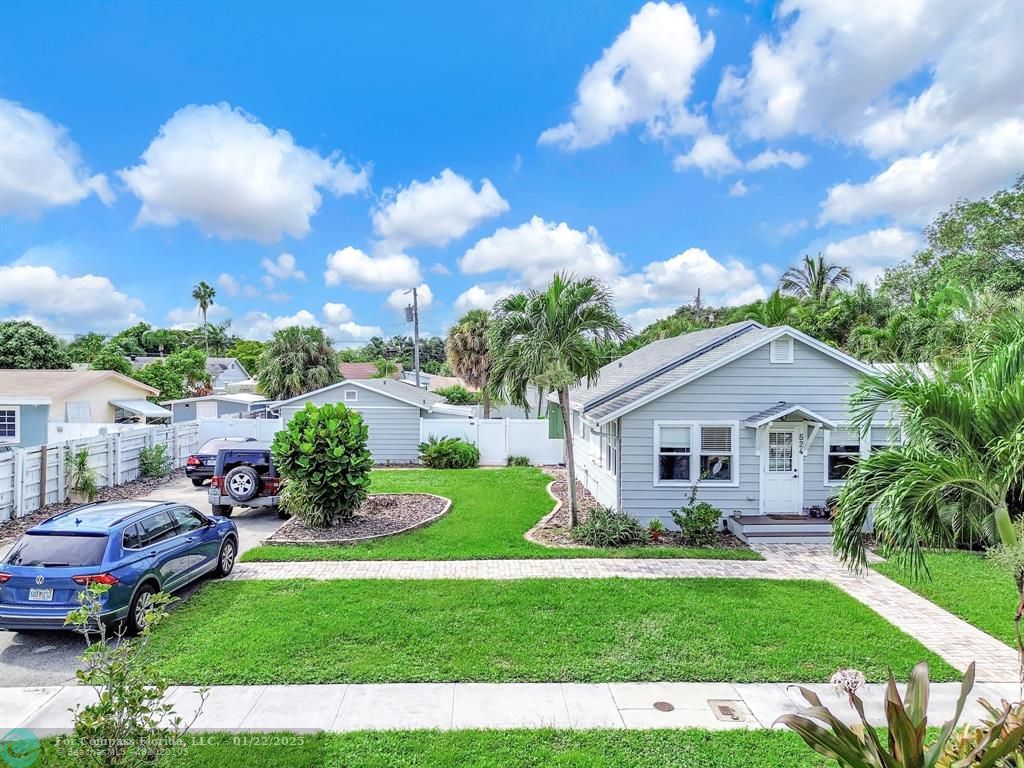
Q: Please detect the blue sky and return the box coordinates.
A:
[1,0,1021,343]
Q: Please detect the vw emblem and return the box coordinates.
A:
[34,575,44,585]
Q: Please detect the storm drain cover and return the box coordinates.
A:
[709,699,747,722]
[653,701,675,712]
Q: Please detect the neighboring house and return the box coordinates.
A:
[130,356,250,392]
[161,392,270,422]
[558,321,897,544]
[275,378,473,464]
[0,370,172,447]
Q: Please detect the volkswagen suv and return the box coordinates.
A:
[0,500,238,635]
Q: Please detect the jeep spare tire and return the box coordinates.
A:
[224,465,261,502]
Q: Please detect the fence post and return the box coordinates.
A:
[12,449,24,519]
[171,426,179,467]
[37,445,48,510]
[105,435,115,488]
[56,443,66,503]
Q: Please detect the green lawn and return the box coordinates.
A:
[43,730,830,768]
[148,577,956,685]
[242,468,761,562]
[873,550,1020,646]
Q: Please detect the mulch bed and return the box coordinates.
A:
[264,493,450,545]
[0,469,186,546]
[531,468,750,551]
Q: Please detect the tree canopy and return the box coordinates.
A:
[0,321,71,369]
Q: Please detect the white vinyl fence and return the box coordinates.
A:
[0,422,200,521]
[421,418,565,466]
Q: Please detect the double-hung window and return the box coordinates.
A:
[603,420,618,476]
[826,429,861,483]
[655,422,737,485]
[657,425,690,482]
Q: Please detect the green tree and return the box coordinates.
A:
[109,322,152,357]
[445,309,493,418]
[257,326,340,400]
[0,321,71,369]
[833,324,1024,622]
[191,281,216,353]
[744,289,801,327]
[134,348,212,401]
[67,332,107,364]
[141,328,179,356]
[780,253,852,301]
[881,178,1024,304]
[226,340,265,377]
[90,344,133,376]
[489,273,628,526]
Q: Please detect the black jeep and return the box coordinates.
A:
[208,442,285,518]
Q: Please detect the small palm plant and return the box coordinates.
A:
[67,448,99,503]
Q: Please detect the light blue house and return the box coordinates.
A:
[560,321,896,544]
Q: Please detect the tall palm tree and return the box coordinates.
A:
[256,326,341,400]
[744,289,801,326]
[191,281,217,354]
[489,273,629,527]
[833,325,1024,621]
[779,254,852,301]
[445,310,493,419]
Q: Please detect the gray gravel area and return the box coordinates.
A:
[265,493,449,545]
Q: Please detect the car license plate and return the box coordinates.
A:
[29,588,53,602]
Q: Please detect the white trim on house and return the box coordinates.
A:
[822,428,870,488]
[0,397,50,406]
[0,405,20,444]
[276,379,442,412]
[758,424,805,515]
[344,388,358,402]
[652,420,740,488]
[769,336,794,364]
[590,326,877,425]
[742,404,837,430]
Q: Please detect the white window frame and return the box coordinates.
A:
[823,428,868,487]
[653,420,739,487]
[0,406,20,444]
[602,419,619,477]
[769,337,794,364]
[65,400,92,423]
[344,389,358,403]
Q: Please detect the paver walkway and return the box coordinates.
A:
[229,545,1021,683]
[7,680,1021,735]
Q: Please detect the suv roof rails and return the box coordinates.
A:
[45,500,170,527]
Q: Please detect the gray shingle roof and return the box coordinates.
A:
[349,377,445,409]
[567,321,766,418]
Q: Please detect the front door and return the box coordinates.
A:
[763,428,801,515]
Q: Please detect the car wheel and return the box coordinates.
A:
[211,504,233,517]
[224,466,261,502]
[191,478,205,487]
[215,537,237,577]
[126,583,157,636]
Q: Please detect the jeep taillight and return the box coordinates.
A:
[265,477,281,494]
[212,477,224,490]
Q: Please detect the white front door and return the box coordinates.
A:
[763,427,801,515]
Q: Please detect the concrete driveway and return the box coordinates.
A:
[0,475,283,686]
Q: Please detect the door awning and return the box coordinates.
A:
[110,399,173,419]
[743,402,837,430]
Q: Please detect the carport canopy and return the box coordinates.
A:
[110,399,173,419]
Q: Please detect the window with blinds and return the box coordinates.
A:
[699,426,733,481]
[657,425,690,482]
[827,429,861,482]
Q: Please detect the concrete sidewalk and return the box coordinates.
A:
[5,680,1022,736]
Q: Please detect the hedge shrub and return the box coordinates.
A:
[572,506,649,548]
[418,436,480,469]
[271,402,374,525]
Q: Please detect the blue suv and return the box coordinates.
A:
[0,501,238,634]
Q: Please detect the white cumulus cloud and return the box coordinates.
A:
[673,133,742,176]
[0,99,113,216]
[386,283,433,312]
[235,309,320,340]
[321,302,354,324]
[460,216,622,288]
[746,149,809,171]
[332,321,384,343]
[819,119,1024,225]
[0,263,144,334]
[119,103,368,242]
[454,283,519,314]
[261,253,306,282]
[728,180,749,198]
[539,1,714,150]
[613,247,767,307]
[372,169,509,250]
[821,227,920,286]
[323,246,422,291]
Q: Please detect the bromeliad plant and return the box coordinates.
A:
[272,402,374,526]
[777,662,1024,768]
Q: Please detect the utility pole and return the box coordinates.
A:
[405,287,421,388]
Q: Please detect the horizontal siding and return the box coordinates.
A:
[618,338,892,525]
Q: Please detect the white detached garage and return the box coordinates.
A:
[275,378,473,464]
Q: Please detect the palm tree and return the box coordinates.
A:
[833,324,1024,622]
[489,273,629,527]
[744,289,800,326]
[780,254,852,301]
[256,326,341,400]
[445,310,493,419]
[191,281,216,354]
